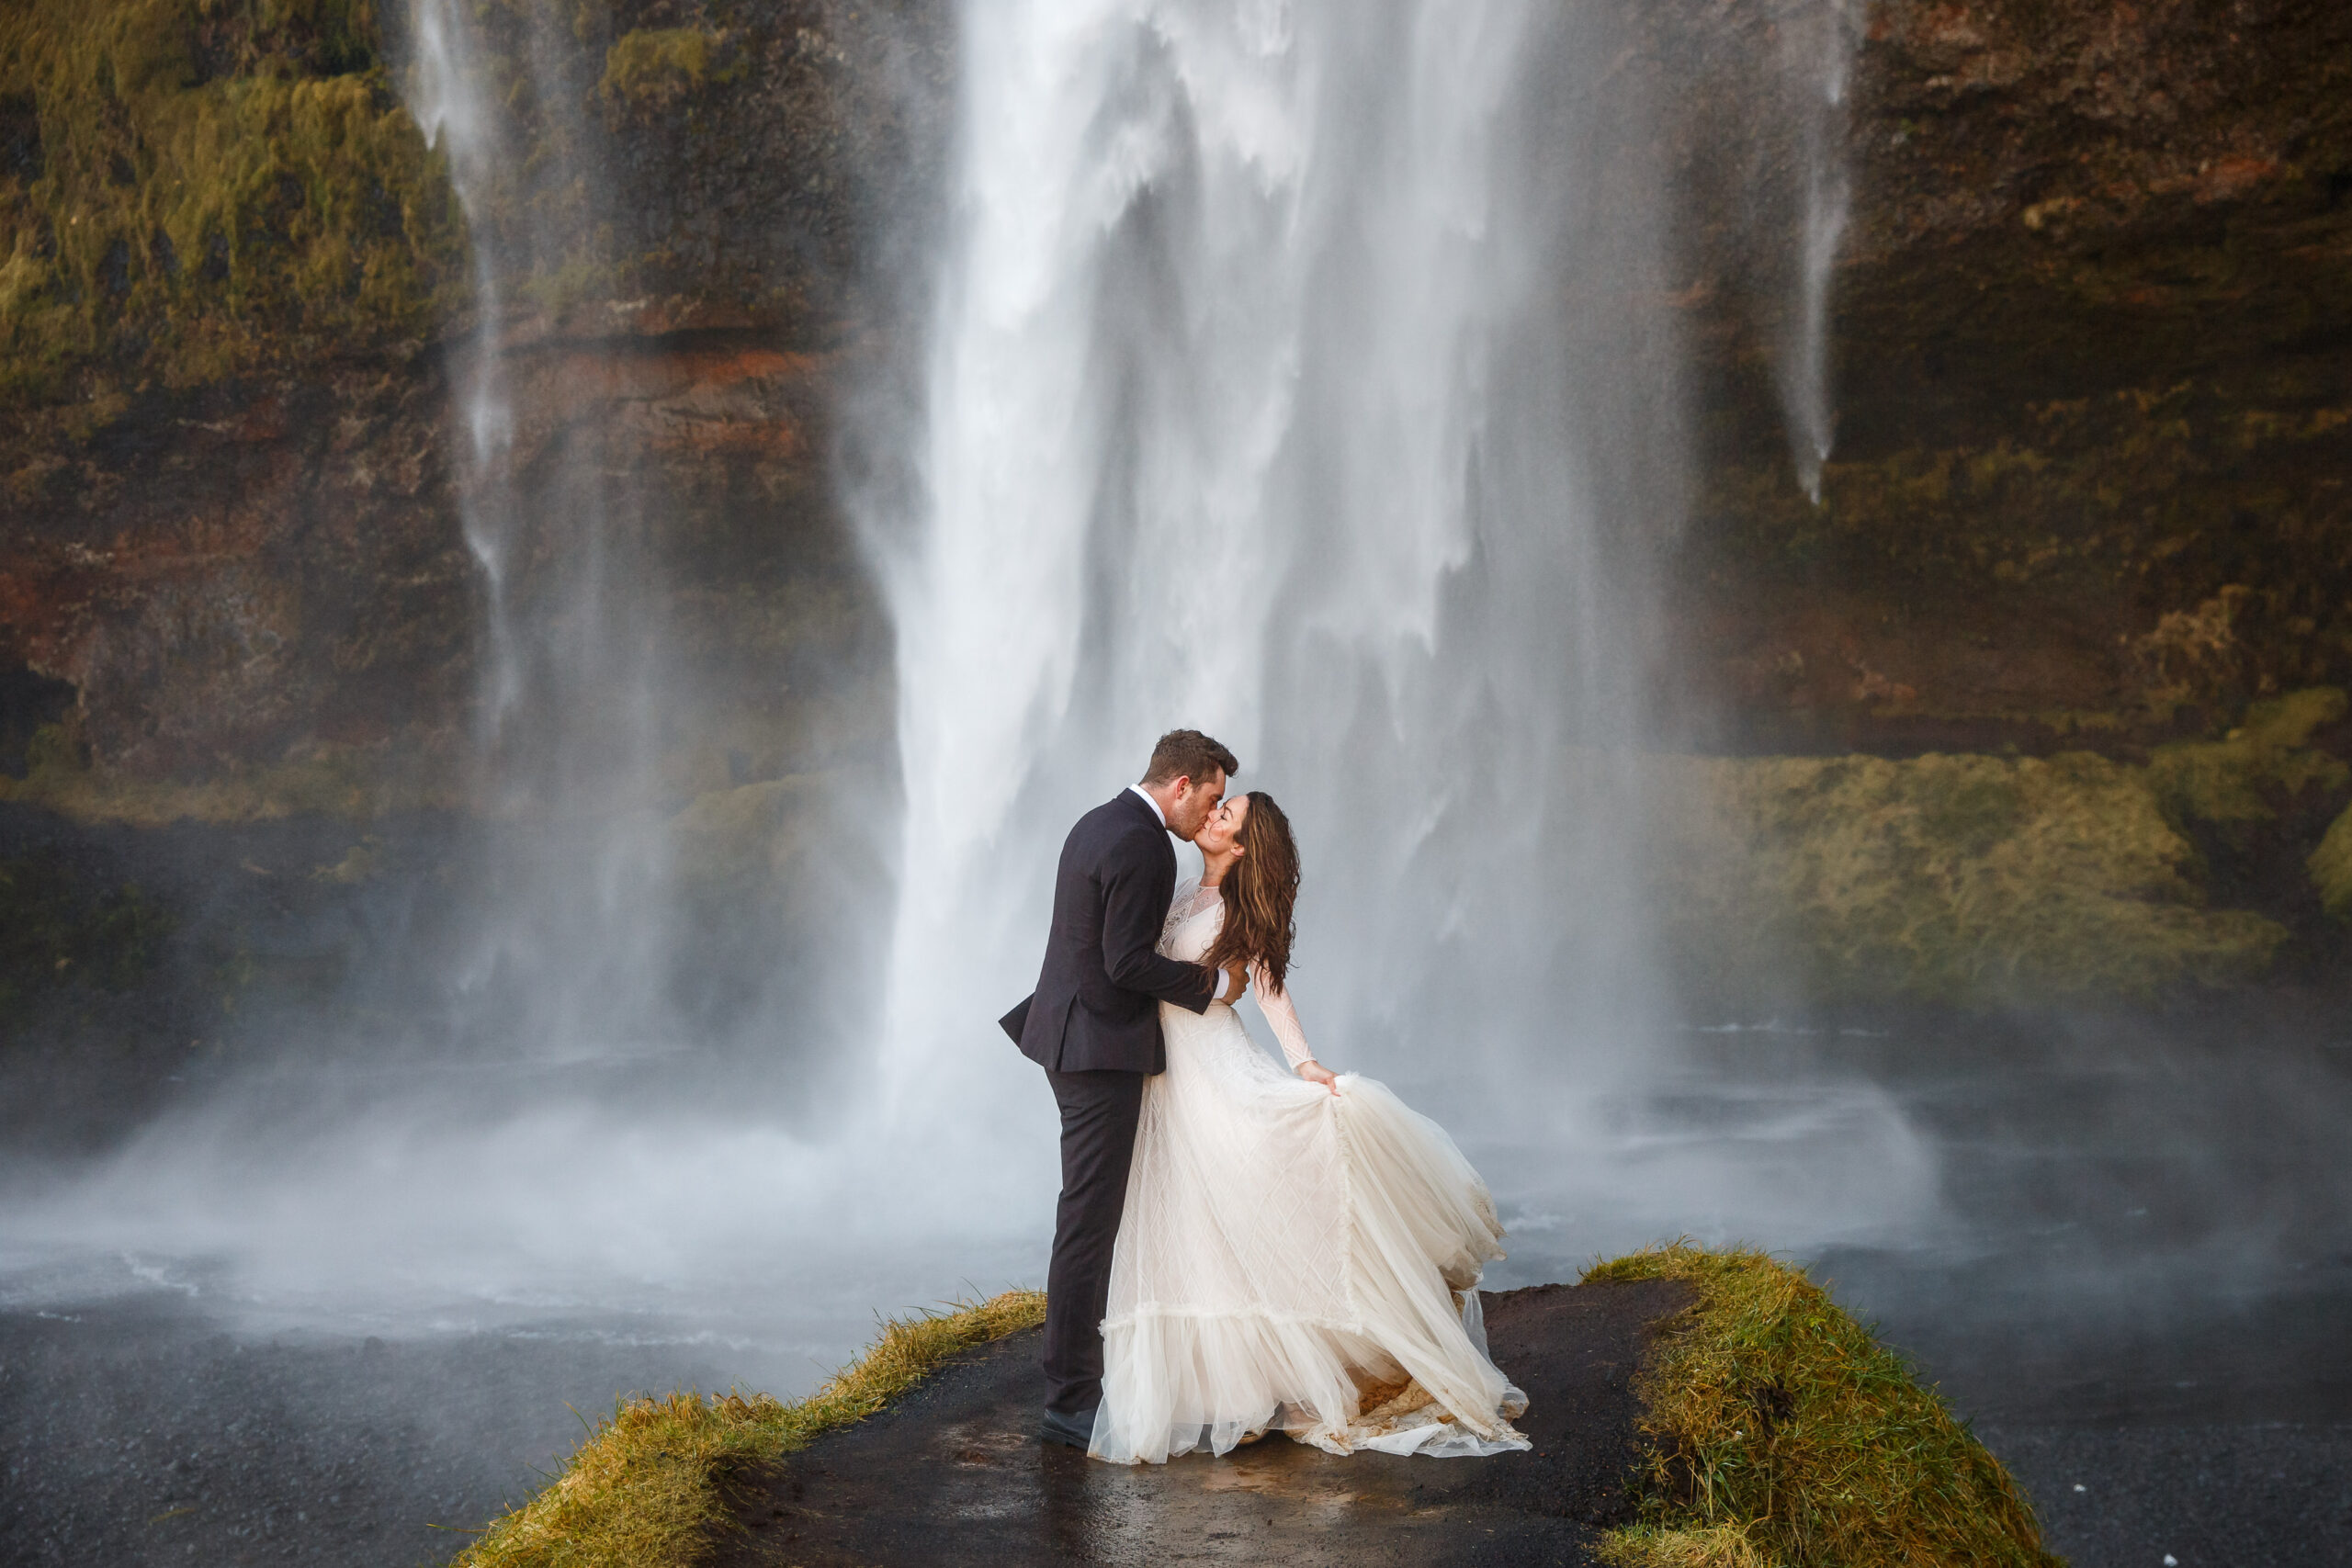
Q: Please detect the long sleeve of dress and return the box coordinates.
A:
[1250,963,1317,1068]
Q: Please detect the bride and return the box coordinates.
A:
[1090,789,1530,1463]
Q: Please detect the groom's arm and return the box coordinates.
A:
[1100,845,1216,1014]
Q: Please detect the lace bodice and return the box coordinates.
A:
[1159,878,1317,1069]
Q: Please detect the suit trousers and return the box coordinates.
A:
[1041,1065,1147,1418]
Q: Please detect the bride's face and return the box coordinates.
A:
[1195,794,1250,858]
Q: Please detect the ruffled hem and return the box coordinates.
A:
[1089,1301,1531,1463]
[1091,1071,1529,1466]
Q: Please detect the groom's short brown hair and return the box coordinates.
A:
[1142,729,1238,786]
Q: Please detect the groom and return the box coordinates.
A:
[1000,728,1244,1448]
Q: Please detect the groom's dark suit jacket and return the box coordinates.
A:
[1001,789,1216,1074]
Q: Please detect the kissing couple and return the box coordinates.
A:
[1001,729,1529,1463]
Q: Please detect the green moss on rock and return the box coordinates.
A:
[1654,747,2290,1005]
[2311,803,2352,922]
[598,26,738,113]
[0,718,460,825]
[1589,1244,2060,1568]
[671,775,821,888]
[1697,383,2352,712]
[0,0,464,410]
[2146,686,2348,828]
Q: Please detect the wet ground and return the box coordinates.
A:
[711,1278,1689,1568]
[5,1009,2350,1564]
[1980,1423,2352,1568]
[0,1288,770,1567]
[6,1289,2348,1568]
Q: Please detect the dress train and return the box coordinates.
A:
[1089,880,1529,1464]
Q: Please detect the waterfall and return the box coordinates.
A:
[0,0,1948,1384]
[401,0,518,724]
[398,2,683,1061]
[1775,0,1855,503]
[872,0,1687,1153]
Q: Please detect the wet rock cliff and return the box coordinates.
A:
[2,0,2349,1020]
[1638,0,2352,1004]
[0,0,937,800]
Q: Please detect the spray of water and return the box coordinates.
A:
[404,0,517,717]
[3,0,1937,1351]
[404,0,685,1061]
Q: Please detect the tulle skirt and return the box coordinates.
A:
[1089,999,1530,1464]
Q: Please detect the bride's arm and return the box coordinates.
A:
[1250,964,1340,1091]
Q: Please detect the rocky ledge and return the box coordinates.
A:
[707,1280,1689,1568]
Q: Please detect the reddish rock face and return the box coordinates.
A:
[0,340,862,782]
[0,0,944,795]
[0,368,470,777]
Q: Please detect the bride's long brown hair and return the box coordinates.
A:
[1200,791,1300,992]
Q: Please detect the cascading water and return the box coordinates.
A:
[1773,0,1855,503]
[402,0,516,722]
[873,0,1693,1185]
[401,1,684,1061]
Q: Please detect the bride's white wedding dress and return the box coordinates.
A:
[1090,878,1531,1464]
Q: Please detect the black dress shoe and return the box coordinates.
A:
[1038,1407,1095,1449]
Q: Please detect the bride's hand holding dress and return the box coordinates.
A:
[1088,801,1530,1465]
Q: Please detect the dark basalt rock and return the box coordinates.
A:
[707,1278,1692,1568]
[1652,0,2352,757]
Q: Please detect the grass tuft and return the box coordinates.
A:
[1600,1520,1776,1568]
[1586,1244,2062,1568]
[450,1289,1045,1568]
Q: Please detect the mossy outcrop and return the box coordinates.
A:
[0,716,462,825]
[599,25,741,113]
[1590,1245,2060,1568]
[1655,748,2291,1008]
[2310,804,2352,922]
[0,0,463,412]
[1650,685,2352,1008]
[2145,686,2348,829]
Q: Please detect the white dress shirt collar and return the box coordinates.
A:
[1126,782,1169,829]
